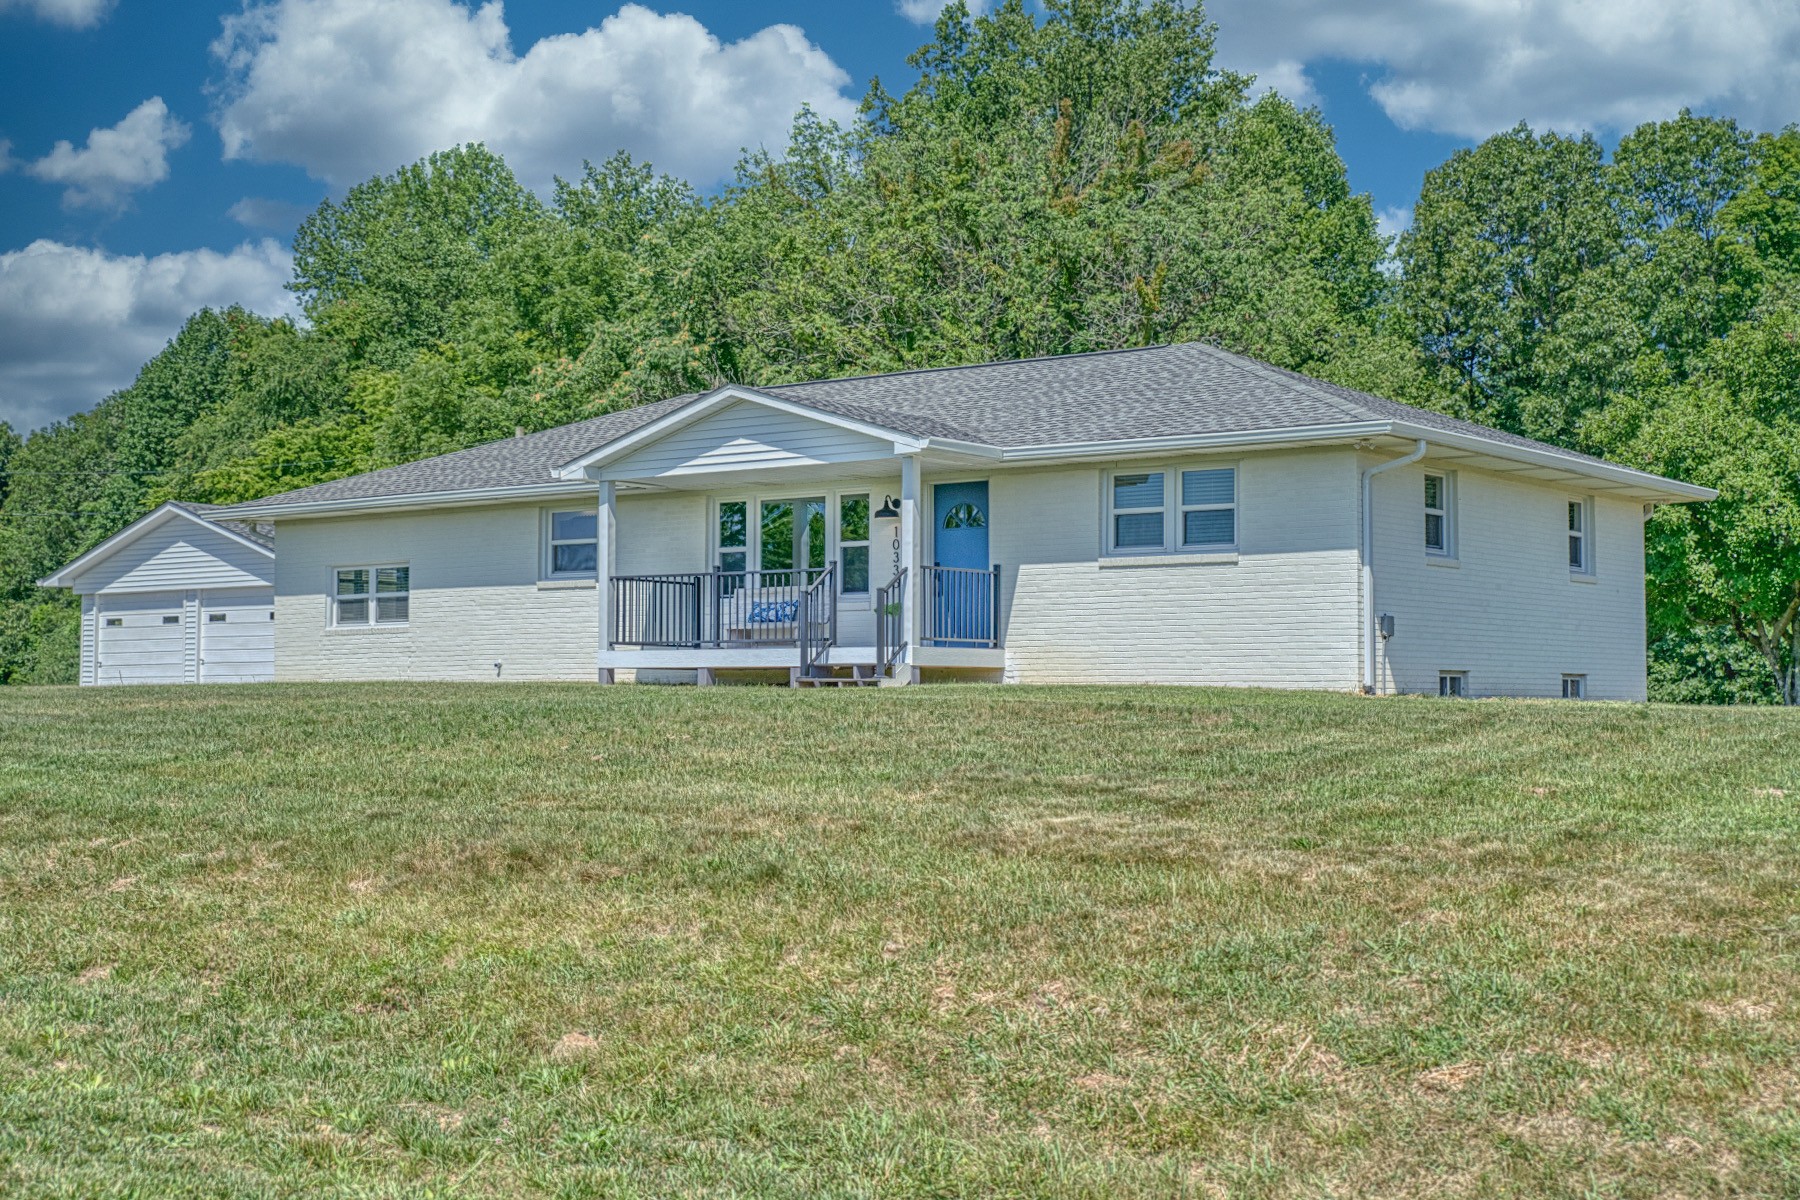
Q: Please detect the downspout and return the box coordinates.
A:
[1361,439,1428,694]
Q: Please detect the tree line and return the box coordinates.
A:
[2,0,1796,701]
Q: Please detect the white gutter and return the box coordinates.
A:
[993,421,1392,463]
[1361,439,1427,694]
[1383,421,1716,501]
[223,481,597,520]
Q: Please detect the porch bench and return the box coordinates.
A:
[720,588,818,643]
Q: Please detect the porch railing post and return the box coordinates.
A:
[899,455,922,660]
[596,480,617,683]
[990,562,1001,649]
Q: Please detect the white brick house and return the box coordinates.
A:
[55,343,1713,695]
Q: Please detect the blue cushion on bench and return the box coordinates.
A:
[748,599,800,623]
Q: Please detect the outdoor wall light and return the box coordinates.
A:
[874,496,900,520]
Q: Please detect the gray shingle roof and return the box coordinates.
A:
[223,394,696,512]
[176,502,275,549]
[764,342,1628,471]
[221,341,1654,514]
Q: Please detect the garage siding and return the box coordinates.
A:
[80,595,97,686]
[68,521,269,594]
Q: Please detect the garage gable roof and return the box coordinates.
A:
[38,501,275,590]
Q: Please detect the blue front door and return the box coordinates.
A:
[931,481,989,642]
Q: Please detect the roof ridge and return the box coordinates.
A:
[1186,342,1377,425]
[763,343,1175,391]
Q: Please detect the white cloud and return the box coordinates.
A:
[895,0,991,25]
[227,196,316,231]
[1206,0,1800,138]
[210,0,858,190]
[0,0,112,28]
[24,97,190,209]
[0,240,296,432]
[1235,59,1318,107]
[1375,205,1411,244]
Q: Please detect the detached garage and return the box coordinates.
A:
[39,502,275,686]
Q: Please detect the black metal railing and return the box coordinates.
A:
[920,564,1001,648]
[611,565,835,649]
[797,565,836,676]
[875,567,907,672]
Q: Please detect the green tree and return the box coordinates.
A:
[0,421,20,507]
[1606,307,1800,703]
[1608,111,1758,378]
[1397,125,1629,444]
[291,144,545,367]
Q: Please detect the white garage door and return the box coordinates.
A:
[200,589,275,683]
[95,593,188,685]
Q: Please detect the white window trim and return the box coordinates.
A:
[1561,673,1587,699]
[330,563,410,630]
[543,507,599,580]
[838,492,872,598]
[1439,670,1469,698]
[711,489,873,609]
[1567,496,1595,577]
[1102,462,1240,557]
[1424,471,1455,559]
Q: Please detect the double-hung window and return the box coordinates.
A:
[1107,466,1238,555]
[718,501,748,576]
[334,565,408,627]
[546,510,598,577]
[1567,498,1593,574]
[1110,471,1167,552]
[1179,468,1236,549]
[839,494,870,595]
[1424,473,1452,556]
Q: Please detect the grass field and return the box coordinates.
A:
[1,683,1797,1198]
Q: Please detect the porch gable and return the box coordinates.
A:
[562,388,927,485]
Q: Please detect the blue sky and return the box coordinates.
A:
[2,0,1794,432]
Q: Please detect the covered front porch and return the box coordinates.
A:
[559,386,1007,685]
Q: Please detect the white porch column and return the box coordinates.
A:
[596,479,617,685]
[899,454,923,673]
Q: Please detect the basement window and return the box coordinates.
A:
[208,613,228,623]
[104,618,122,627]
[1439,671,1468,698]
[1562,674,1587,699]
[162,615,180,625]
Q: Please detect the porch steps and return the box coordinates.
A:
[793,665,884,688]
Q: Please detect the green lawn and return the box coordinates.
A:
[1,684,1796,1198]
